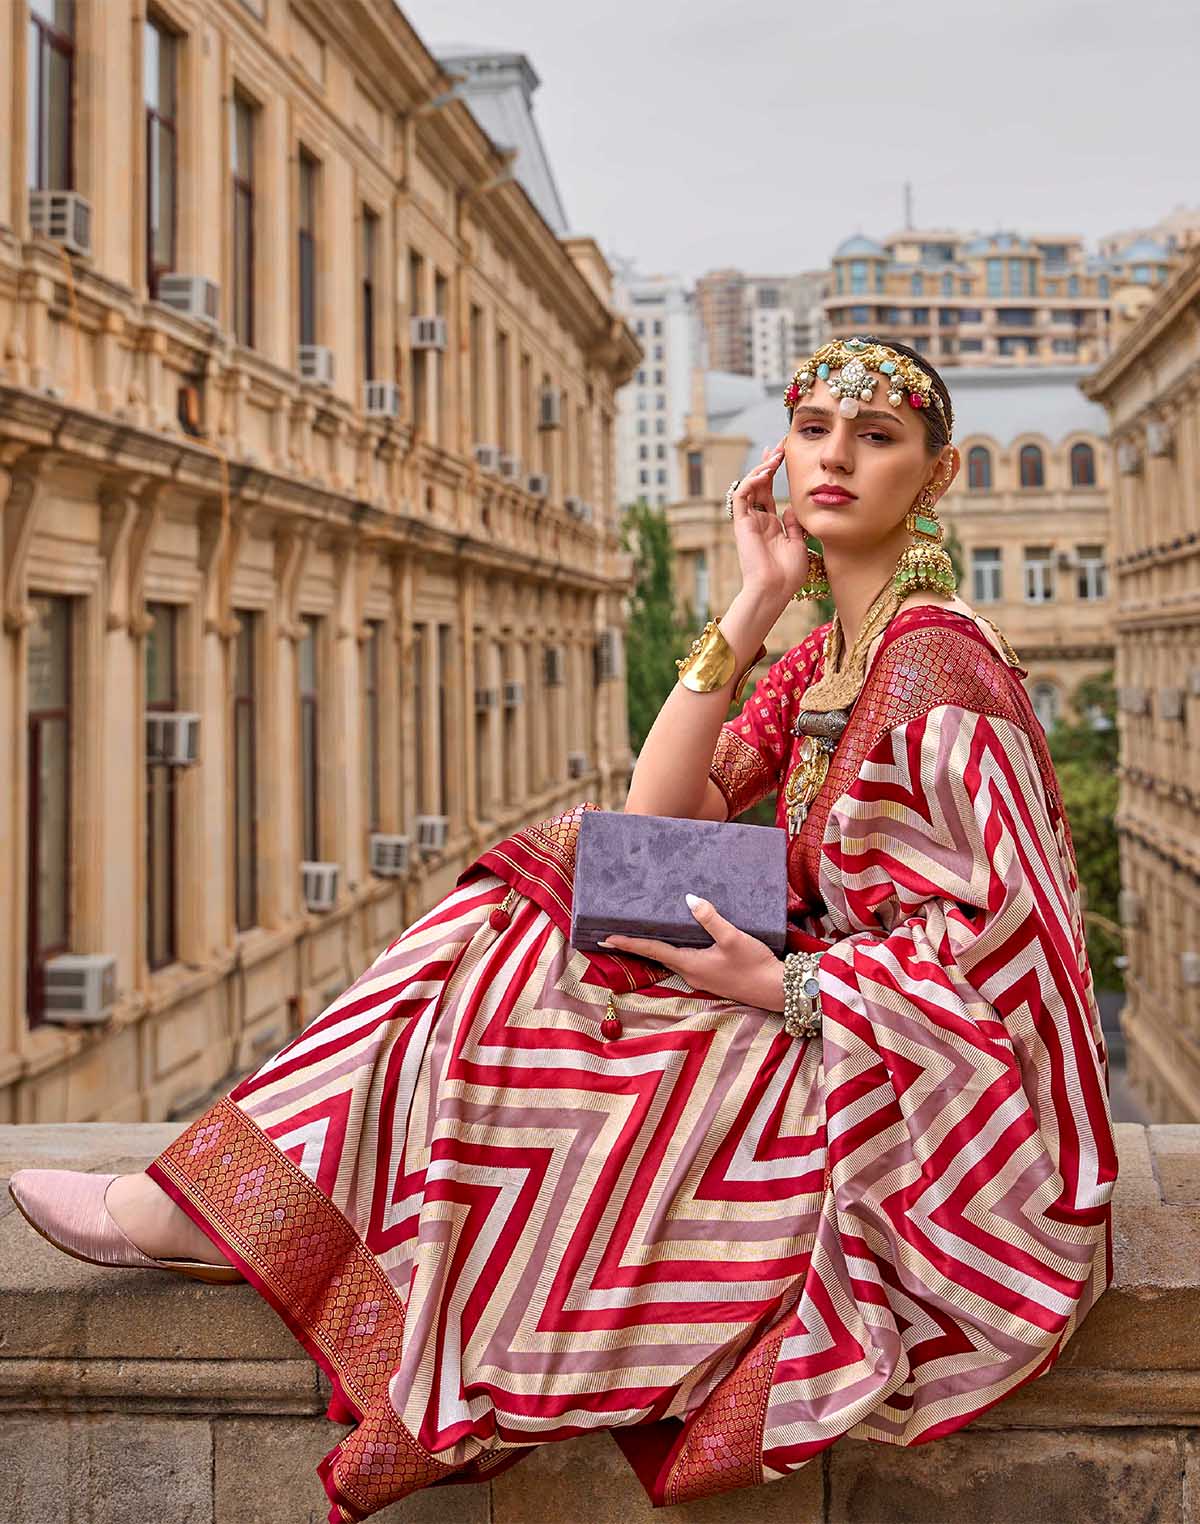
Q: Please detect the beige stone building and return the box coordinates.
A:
[1083,250,1200,1123]
[0,0,638,1123]
[670,364,1113,729]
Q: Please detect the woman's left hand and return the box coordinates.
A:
[598,896,784,1011]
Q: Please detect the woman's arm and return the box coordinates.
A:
[624,584,789,819]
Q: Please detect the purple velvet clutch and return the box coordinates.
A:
[569,810,788,956]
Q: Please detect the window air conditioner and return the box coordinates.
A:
[563,495,583,518]
[538,385,563,430]
[146,712,201,766]
[579,502,595,523]
[1159,687,1185,721]
[301,860,339,912]
[369,833,410,877]
[29,189,92,257]
[1146,420,1173,457]
[498,453,521,481]
[363,381,401,418]
[41,953,117,1024]
[1181,951,1200,987]
[502,681,524,707]
[526,473,549,498]
[415,814,449,853]
[157,274,220,325]
[1117,890,1143,928]
[474,443,500,472]
[299,345,335,387]
[474,686,499,712]
[567,751,590,778]
[1055,550,1080,571]
[410,316,448,350]
[1116,439,1142,475]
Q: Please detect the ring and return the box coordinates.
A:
[724,478,741,512]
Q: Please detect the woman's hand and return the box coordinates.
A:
[730,437,811,603]
[598,895,784,1012]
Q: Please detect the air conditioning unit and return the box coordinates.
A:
[567,751,590,778]
[538,385,563,430]
[415,814,449,853]
[474,686,499,712]
[526,472,549,498]
[410,315,448,350]
[1117,889,1143,928]
[1056,550,1080,571]
[498,453,521,481]
[157,274,220,326]
[579,502,595,523]
[40,953,117,1024]
[363,381,401,417]
[502,681,524,707]
[301,860,339,912]
[1116,439,1142,475]
[544,646,565,687]
[299,344,334,387]
[369,832,410,877]
[1181,951,1200,987]
[1146,420,1174,457]
[29,189,92,257]
[474,443,500,472]
[146,712,201,766]
[1159,687,1185,721]
[563,495,584,518]
[595,628,619,681]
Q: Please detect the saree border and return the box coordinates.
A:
[147,1096,500,1521]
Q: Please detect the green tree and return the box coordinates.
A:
[619,499,697,753]
[1045,669,1122,990]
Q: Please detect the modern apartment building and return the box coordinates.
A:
[610,262,696,509]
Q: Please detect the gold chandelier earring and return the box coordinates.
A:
[792,535,831,601]
[893,480,956,597]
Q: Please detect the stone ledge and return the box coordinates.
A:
[0,1122,1196,1524]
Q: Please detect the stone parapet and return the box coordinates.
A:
[0,1122,1196,1522]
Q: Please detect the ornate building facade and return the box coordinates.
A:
[1083,250,1200,1122]
[0,0,638,1122]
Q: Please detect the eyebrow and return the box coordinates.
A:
[792,404,905,427]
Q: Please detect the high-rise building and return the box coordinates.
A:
[1083,248,1200,1122]
[694,269,828,385]
[610,264,697,509]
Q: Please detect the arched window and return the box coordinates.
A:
[1019,444,1045,489]
[1030,681,1060,733]
[1070,441,1096,487]
[967,445,993,490]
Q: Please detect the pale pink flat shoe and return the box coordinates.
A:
[7,1169,244,1285]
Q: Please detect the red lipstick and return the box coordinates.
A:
[809,485,857,504]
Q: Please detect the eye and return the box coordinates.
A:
[864,431,894,443]
[797,424,826,437]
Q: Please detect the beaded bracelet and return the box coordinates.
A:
[782,950,822,1040]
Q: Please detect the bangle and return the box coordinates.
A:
[782,950,822,1040]
[675,619,766,703]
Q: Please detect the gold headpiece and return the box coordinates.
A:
[783,336,952,431]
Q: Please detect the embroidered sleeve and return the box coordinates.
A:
[708,625,829,821]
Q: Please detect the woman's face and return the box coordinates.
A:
[781,379,958,554]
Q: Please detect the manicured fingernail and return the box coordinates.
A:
[685,893,703,909]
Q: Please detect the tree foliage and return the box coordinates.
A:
[619,499,697,754]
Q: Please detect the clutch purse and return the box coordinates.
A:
[569,809,788,956]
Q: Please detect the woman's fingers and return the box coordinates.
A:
[731,444,785,518]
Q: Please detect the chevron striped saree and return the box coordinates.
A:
[147,604,1117,1521]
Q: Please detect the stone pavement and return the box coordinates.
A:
[0,1122,1197,1523]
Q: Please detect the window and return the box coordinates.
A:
[25,594,72,1025]
[653,369,664,385]
[653,344,664,361]
[1077,545,1106,601]
[636,418,646,436]
[297,149,318,347]
[635,320,644,336]
[27,0,75,190]
[959,308,983,323]
[361,208,378,382]
[638,468,648,485]
[938,308,958,326]
[910,272,924,295]
[1030,681,1060,732]
[1019,444,1045,488]
[910,307,930,323]
[1068,275,1080,297]
[655,443,666,460]
[997,309,1036,326]
[364,622,381,833]
[959,338,984,352]
[1099,275,1110,299]
[469,304,484,439]
[971,547,1002,603]
[231,91,256,346]
[298,616,320,860]
[436,624,451,816]
[656,468,666,484]
[233,611,257,931]
[144,17,178,297]
[1070,441,1096,487]
[849,304,871,323]
[655,394,665,410]
[653,319,662,336]
[638,444,648,461]
[145,602,179,970]
[986,259,1003,297]
[494,325,509,447]
[655,418,665,435]
[687,451,702,496]
[1023,547,1054,603]
[850,260,867,294]
[412,624,425,812]
[1052,338,1077,355]
[941,273,953,296]
[637,369,646,386]
[966,445,992,490]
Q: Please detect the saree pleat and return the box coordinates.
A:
[146,605,1117,1519]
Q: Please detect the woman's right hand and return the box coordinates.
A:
[728,437,810,604]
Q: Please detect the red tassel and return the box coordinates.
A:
[488,907,510,931]
[601,1016,622,1040]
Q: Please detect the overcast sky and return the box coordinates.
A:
[399,0,1198,284]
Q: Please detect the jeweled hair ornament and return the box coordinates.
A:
[783,336,952,430]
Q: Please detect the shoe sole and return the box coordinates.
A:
[7,1181,245,1285]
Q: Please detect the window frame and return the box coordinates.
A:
[298,614,321,862]
[233,608,258,932]
[27,0,76,192]
[1070,441,1096,488]
[297,147,319,349]
[25,592,74,1027]
[230,88,257,347]
[1019,443,1046,489]
[144,13,179,299]
[966,445,992,491]
[145,600,180,972]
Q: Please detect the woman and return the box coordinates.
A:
[10,337,1117,1520]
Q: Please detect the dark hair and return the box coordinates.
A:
[786,335,954,455]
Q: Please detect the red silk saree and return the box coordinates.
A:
[146,604,1117,1519]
